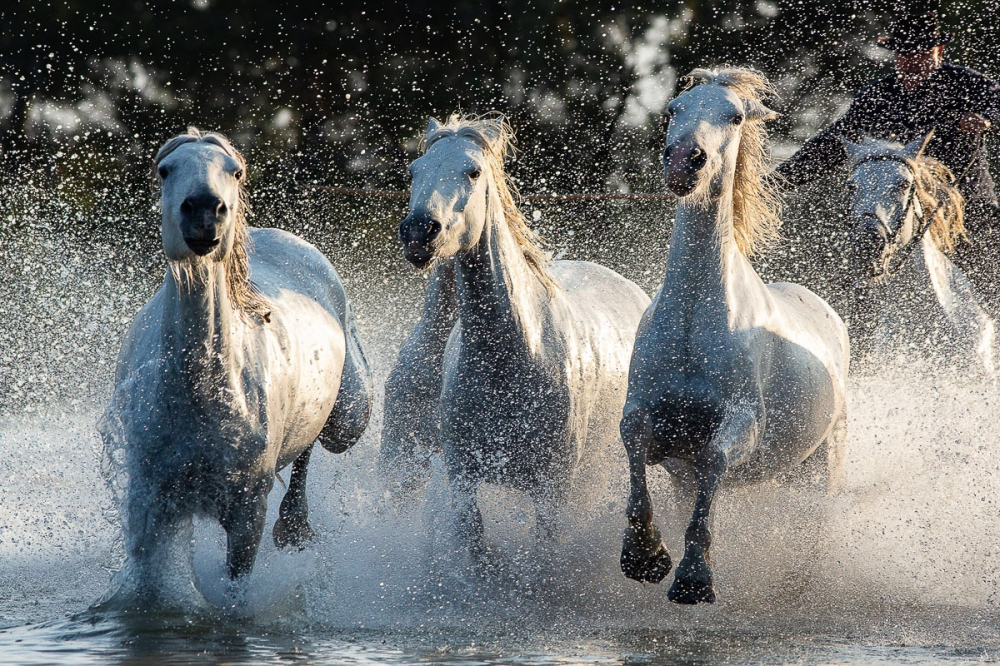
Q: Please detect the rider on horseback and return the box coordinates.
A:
[777,1,1000,313]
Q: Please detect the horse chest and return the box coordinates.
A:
[441,348,572,483]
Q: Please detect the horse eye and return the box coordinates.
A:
[732,113,744,126]
[157,165,168,180]
[234,168,244,181]
[469,169,482,180]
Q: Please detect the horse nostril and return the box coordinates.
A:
[180,199,193,215]
[427,219,441,240]
[690,147,707,170]
[216,201,228,217]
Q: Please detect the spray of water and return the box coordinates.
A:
[0,183,998,657]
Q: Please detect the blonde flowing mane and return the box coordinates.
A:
[422,114,559,296]
[849,138,966,254]
[908,153,966,254]
[153,128,270,321]
[680,68,782,257]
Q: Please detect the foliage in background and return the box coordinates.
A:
[2,0,997,196]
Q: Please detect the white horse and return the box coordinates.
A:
[619,69,849,604]
[842,136,994,374]
[379,258,456,495]
[396,115,650,562]
[98,128,372,607]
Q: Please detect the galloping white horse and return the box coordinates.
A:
[619,69,849,604]
[99,128,372,606]
[396,115,650,561]
[842,136,994,373]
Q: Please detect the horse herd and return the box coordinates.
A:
[94,66,989,611]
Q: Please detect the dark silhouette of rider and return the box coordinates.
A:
[777,2,1000,314]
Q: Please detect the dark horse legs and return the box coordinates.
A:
[222,481,270,582]
[620,409,673,584]
[621,408,754,605]
[273,443,316,549]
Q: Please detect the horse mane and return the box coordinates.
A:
[914,156,966,253]
[851,138,966,254]
[152,127,270,321]
[680,68,782,257]
[422,114,560,297]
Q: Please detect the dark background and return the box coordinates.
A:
[3,0,997,194]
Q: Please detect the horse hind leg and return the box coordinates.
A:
[619,408,673,584]
[273,444,316,549]
[319,308,374,454]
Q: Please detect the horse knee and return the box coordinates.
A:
[620,408,649,443]
[319,389,372,454]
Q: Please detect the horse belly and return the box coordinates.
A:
[266,298,347,469]
[757,342,841,473]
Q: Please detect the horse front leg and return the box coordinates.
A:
[273,444,316,549]
[668,410,757,605]
[620,408,673,583]
[222,481,271,586]
[448,471,487,567]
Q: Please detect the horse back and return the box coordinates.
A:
[247,227,350,324]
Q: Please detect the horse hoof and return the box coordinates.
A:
[620,527,672,584]
[667,556,715,604]
[668,577,716,604]
[272,517,315,550]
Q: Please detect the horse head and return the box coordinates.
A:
[663,69,777,200]
[398,116,506,268]
[154,128,248,262]
[842,134,959,280]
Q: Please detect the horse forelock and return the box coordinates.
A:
[154,127,269,322]
[678,68,781,257]
[422,114,559,297]
[849,138,966,254]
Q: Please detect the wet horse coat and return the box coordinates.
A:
[619,70,849,604]
[99,130,372,607]
[396,115,650,560]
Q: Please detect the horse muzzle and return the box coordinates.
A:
[399,211,441,268]
[851,215,890,278]
[663,141,708,197]
[180,192,227,256]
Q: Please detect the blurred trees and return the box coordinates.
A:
[1,0,997,194]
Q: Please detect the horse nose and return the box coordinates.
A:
[180,192,226,255]
[180,193,227,226]
[852,215,888,271]
[665,141,707,197]
[399,211,441,267]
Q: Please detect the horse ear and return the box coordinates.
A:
[839,135,864,162]
[425,117,443,137]
[743,99,778,122]
[903,130,934,159]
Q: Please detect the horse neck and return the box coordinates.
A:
[454,199,546,357]
[421,258,458,338]
[658,176,755,323]
[162,259,243,394]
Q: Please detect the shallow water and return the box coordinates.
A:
[1,364,999,664]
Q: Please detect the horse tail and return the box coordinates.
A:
[318,295,374,454]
